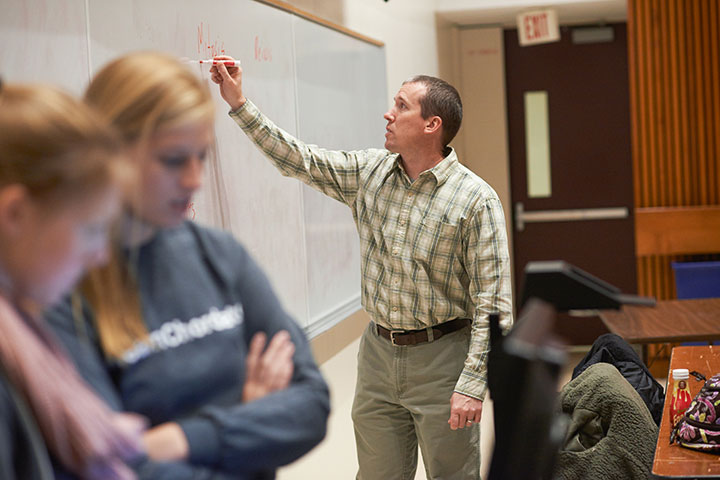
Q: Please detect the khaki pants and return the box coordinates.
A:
[351,322,481,480]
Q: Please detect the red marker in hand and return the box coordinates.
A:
[186,58,241,67]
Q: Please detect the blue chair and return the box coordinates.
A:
[671,261,720,299]
[671,261,720,345]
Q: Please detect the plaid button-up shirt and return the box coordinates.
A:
[230,100,513,400]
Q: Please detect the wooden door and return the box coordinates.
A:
[505,23,636,344]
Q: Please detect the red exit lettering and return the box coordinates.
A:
[524,13,549,40]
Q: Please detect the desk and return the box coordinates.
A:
[599,298,720,344]
[653,345,720,478]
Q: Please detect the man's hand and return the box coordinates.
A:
[243,330,295,403]
[209,55,246,110]
[448,392,483,430]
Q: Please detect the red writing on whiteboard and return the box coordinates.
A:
[254,36,272,62]
[523,13,549,41]
[197,22,225,58]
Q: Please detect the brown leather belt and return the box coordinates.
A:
[375,318,471,346]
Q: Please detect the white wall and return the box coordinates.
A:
[455,27,514,282]
[342,0,439,105]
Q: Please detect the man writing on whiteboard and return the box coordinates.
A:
[211,56,513,479]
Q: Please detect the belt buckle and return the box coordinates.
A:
[390,330,405,346]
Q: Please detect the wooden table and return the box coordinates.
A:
[599,298,720,344]
[652,345,720,478]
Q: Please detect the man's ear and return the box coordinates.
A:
[425,116,443,135]
[0,185,32,237]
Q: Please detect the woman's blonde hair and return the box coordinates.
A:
[0,83,122,208]
[80,51,215,359]
[85,51,215,143]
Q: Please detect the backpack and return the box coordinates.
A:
[671,373,720,452]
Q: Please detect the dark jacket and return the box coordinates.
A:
[572,333,665,425]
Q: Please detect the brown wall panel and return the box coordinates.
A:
[629,0,720,303]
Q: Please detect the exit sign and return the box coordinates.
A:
[517,9,560,46]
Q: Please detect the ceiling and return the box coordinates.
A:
[435,0,627,27]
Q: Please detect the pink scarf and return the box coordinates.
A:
[0,295,144,479]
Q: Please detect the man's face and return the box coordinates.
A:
[383,82,428,154]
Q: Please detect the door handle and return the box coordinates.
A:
[514,202,629,231]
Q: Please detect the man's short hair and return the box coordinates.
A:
[404,75,463,147]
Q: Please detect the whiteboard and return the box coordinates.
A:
[0,0,89,94]
[293,14,387,336]
[0,0,387,334]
